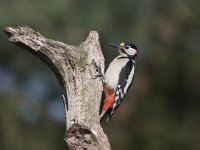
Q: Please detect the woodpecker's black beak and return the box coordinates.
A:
[109,43,121,49]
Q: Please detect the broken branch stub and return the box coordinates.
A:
[4,25,111,150]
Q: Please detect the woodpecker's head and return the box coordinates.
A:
[109,42,138,59]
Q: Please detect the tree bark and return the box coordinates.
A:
[4,25,111,150]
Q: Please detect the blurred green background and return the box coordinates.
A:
[0,0,200,150]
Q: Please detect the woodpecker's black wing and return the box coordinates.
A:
[107,59,135,121]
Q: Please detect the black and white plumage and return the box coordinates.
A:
[100,42,138,122]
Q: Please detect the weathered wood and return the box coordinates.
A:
[4,25,111,150]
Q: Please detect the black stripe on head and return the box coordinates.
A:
[125,42,137,50]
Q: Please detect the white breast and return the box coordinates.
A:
[104,57,129,90]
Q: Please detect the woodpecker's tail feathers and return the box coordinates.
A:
[100,110,110,122]
[106,115,112,122]
[107,108,115,122]
[100,111,106,122]
[103,102,121,122]
[100,109,111,122]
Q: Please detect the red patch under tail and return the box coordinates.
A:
[102,84,115,112]
[100,84,115,122]
[102,93,115,112]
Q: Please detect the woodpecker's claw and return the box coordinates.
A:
[92,74,103,79]
[91,60,104,82]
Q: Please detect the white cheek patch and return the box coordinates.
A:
[126,48,137,56]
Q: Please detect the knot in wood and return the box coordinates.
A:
[65,123,97,150]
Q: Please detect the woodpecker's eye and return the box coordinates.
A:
[125,46,129,49]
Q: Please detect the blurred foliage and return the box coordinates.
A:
[0,0,200,150]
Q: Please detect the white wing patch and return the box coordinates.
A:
[124,65,135,94]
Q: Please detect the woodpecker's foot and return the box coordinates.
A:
[91,59,104,82]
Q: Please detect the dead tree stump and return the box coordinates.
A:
[4,25,111,150]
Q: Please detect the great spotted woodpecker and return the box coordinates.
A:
[100,42,138,122]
